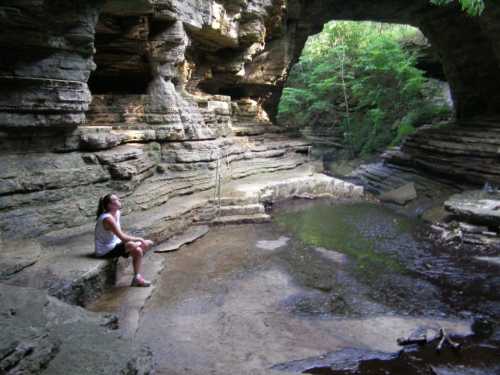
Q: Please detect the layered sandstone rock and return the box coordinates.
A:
[1,0,500,242]
[2,1,500,372]
[386,119,500,187]
[0,0,102,129]
[0,0,305,241]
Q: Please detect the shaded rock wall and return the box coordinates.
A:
[0,0,102,128]
[0,0,308,239]
[387,119,500,186]
[1,0,500,239]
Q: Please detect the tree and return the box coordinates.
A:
[277,21,452,159]
[430,0,485,15]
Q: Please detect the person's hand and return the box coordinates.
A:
[138,238,151,247]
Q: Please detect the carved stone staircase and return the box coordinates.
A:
[210,196,270,225]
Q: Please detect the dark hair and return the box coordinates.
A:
[96,193,114,219]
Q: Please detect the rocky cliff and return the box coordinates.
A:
[0,0,309,240]
[1,0,500,240]
[1,2,500,373]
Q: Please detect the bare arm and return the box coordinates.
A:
[103,216,144,243]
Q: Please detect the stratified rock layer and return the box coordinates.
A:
[392,120,500,186]
[445,190,500,226]
[1,2,499,373]
[1,0,500,241]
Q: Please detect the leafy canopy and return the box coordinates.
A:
[278,21,452,158]
[430,0,485,15]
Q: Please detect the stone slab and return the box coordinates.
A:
[87,251,166,338]
[0,239,41,280]
[475,256,500,266]
[212,213,271,225]
[445,190,500,225]
[3,229,118,306]
[155,225,210,253]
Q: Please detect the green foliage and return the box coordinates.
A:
[278,21,452,159]
[430,0,485,15]
[392,121,416,146]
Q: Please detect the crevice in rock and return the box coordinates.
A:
[88,72,152,95]
[88,13,151,95]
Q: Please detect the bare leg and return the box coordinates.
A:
[125,241,143,275]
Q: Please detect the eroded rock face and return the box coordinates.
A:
[0,284,154,374]
[385,119,500,186]
[0,0,102,129]
[0,0,499,239]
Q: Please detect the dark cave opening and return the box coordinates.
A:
[88,13,151,95]
[88,72,152,95]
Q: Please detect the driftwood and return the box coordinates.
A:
[397,327,461,352]
[397,335,427,346]
[436,328,461,352]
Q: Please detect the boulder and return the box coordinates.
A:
[444,190,500,226]
[0,284,154,374]
[379,183,417,205]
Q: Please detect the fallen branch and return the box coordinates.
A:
[397,335,427,346]
[436,328,461,352]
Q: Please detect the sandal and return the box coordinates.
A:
[131,274,151,287]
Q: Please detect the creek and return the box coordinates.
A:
[95,199,500,374]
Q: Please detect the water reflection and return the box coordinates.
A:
[275,201,416,281]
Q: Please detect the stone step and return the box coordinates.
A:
[212,213,271,225]
[217,203,265,216]
[88,250,166,338]
[232,126,268,136]
[209,196,259,205]
[3,229,119,307]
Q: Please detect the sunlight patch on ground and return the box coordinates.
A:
[256,236,290,250]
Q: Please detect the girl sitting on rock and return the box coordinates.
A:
[95,193,154,287]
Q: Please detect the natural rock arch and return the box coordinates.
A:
[1,1,498,130]
[109,0,496,123]
[287,0,500,121]
[0,0,500,239]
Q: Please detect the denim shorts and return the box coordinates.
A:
[100,242,129,259]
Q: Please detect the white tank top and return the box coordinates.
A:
[94,211,122,256]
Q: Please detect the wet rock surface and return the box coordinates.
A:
[1,0,500,373]
[271,200,500,374]
[445,190,500,226]
[86,199,497,374]
[274,338,500,374]
[0,239,41,280]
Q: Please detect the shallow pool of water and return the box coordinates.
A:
[274,199,500,318]
[275,200,416,278]
[92,199,500,374]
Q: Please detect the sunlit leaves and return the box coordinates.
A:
[430,0,485,15]
[277,21,448,158]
